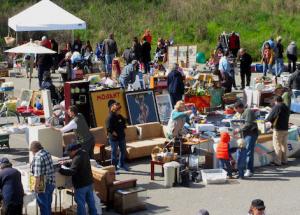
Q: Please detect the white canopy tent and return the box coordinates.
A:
[8,0,86,32]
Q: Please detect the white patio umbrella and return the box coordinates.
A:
[5,39,56,89]
[5,39,56,54]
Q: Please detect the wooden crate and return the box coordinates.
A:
[0,69,9,77]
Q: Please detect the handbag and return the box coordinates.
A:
[4,34,16,46]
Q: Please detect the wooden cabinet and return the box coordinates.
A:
[64,80,92,126]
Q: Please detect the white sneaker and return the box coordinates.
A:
[244,170,253,177]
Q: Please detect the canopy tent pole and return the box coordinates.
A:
[72,30,74,44]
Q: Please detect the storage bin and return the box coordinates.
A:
[201,169,227,184]
[255,64,263,73]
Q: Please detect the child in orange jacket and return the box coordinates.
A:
[216,132,233,178]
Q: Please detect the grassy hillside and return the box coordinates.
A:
[1,0,300,60]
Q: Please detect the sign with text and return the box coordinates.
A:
[90,88,128,129]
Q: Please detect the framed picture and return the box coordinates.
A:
[30,90,43,108]
[18,89,33,107]
[90,88,128,129]
[125,90,159,125]
[155,94,173,124]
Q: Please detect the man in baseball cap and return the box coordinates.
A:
[59,143,97,214]
[249,199,266,215]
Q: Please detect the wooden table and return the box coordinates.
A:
[150,160,165,180]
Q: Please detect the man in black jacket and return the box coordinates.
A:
[59,144,97,215]
[266,96,290,166]
[167,63,185,107]
[106,102,128,171]
[239,48,252,89]
[0,158,24,215]
[288,64,300,90]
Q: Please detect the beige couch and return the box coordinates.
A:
[62,122,166,160]
[126,122,166,159]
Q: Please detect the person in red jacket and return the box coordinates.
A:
[216,132,233,178]
[228,32,240,57]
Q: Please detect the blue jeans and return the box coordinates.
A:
[119,76,127,89]
[218,159,232,176]
[105,54,115,75]
[36,183,55,215]
[38,66,49,88]
[263,63,272,76]
[74,184,97,215]
[237,149,247,178]
[275,58,284,76]
[245,134,258,173]
[109,138,126,168]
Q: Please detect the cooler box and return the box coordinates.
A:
[255,64,263,73]
[201,169,227,184]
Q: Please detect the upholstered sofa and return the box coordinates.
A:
[125,122,166,159]
[91,165,137,205]
[62,122,166,160]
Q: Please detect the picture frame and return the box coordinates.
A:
[125,90,159,125]
[155,94,173,124]
[90,88,128,128]
[30,90,43,108]
[18,89,33,107]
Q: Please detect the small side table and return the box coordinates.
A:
[114,186,147,215]
[150,160,165,180]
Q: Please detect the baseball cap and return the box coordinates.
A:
[251,199,265,210]
[65,143,81,152]
[0,157,10,164]
[197,209,209,215]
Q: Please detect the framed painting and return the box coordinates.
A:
[90,88,128,129]
[125,90,159,125]
[30,90,43,108]
[18,89,33,107]
[155,94,173,124]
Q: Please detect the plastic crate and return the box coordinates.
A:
[255,64,263,73]
[201,169,227,184]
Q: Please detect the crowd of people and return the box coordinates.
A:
[3,29,300,214]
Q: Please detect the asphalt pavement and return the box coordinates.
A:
[1,69,300,215]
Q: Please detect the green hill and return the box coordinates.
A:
[1,0,300,60]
